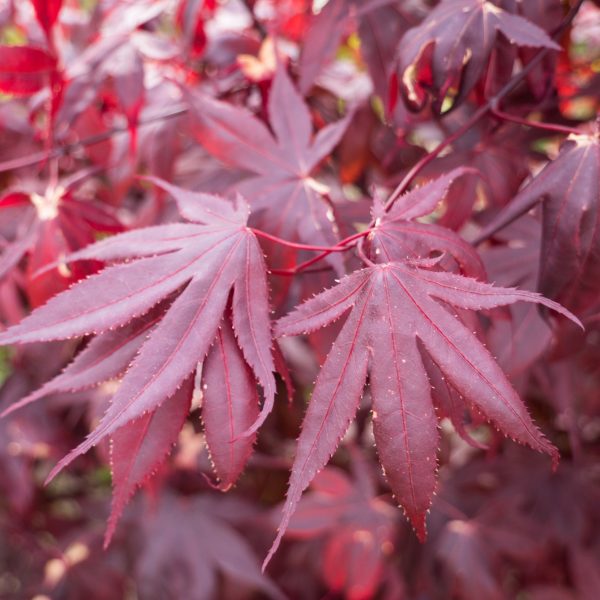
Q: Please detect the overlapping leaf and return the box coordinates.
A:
[482,215,552,379]
[477,132,600,313]
[0,179,276,491]
[366,168,485,277]
[397,0,560,112]
[266,260,578,564]
[136,494,284,600]
[202,314,260,491]
[187,65,352,271]
[106,376,194,546]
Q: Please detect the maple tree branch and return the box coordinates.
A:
[270,265,333,277]
[253,228,370,253]
[356,241,375,267]
[490,107,582,136]
[383,0,585,213]
[251,229,354,252]
[267,229,372,276]
[0,106,188,174]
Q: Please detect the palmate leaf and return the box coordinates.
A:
[0,179,275,492]
[265,261,580,566]
[186,64,352,272]
[397,0,560,112]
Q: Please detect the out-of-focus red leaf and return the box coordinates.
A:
[298,0,350,94]
[285,466,397,599]
[135,494,285,600]
[479,132,600,313]
[0,45,56,96]
[31,0,63,39]
[104,43,145,154]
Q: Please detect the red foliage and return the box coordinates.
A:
[0,1,598,598]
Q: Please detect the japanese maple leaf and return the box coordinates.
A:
[265,261,579,565]
[106,375,194,546]
[186,65,352,271]
[0,178,275,486]
[397,0,560,113]
[202,313,261,491]
[476,132,600,313]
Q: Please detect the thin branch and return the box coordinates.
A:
[266,229,372,275]
[383,0,585,213]
[490,107,582,136]
[356,239,375,267]
[271,265,333,277]
[0,106,188,174]
[251,229,353,252]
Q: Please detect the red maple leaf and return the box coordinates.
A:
[0,179,276,504]
[186,64,352,271]
[266,259,578,564]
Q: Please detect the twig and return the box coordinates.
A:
[490,107,582,136]
[0,106,188,174]
[265,229,372,275]
[251,229,353,252]
[383,0,585,214]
